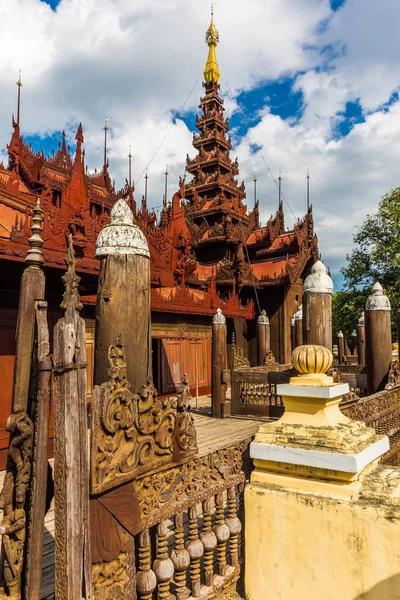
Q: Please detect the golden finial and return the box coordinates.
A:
[204,2,220,84]
[103,116,108,131]
[16,70,22,87]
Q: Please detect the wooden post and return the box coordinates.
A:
[303,260,333,350]
[25,301,52,600]
[257,310,270,365]
[94,199,151,392]
[351,330,358,356]
[0,200,47,600]
[337,331,345,364]
[13,199,45,413]
[294,306,303,349]
[365,282,392,395]
[357,313,366,367]
[291,317,296,354]
[212,309,228,418]
[53,237,92,600]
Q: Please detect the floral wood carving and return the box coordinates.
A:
[92,551,128,600]
[112,442,249,536]
[91,337,198,494]
[0,406,34,599]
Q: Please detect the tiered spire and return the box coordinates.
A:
[184,6,246,225]
[204,3,220,84]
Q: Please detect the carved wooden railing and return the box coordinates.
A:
[341,385,400,466]
[90,338,251,599]
[230,367,291,419]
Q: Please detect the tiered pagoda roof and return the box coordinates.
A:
[0,8,318,320]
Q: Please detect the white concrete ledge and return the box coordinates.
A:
[250,436,390,473]
[277,383,349,399]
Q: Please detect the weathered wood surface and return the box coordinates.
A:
[303,292,332,350]
[25,301,52,600]
[357,322,366,366]
[95,254,151,394]
[12,201,46,414]
[256,318,270,366]
[365,310,392,395]
[294,316,303,349]
[53,238,91,600]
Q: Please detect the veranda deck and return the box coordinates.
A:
[0,401,262,600]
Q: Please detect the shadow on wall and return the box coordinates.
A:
[353,574,400,600]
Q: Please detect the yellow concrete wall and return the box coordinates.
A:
[245,463,400,600]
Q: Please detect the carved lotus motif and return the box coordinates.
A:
[292,345,333,375]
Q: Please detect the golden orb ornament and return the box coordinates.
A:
[292,345,333,376]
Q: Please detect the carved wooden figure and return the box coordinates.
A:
[94,199,151,393]
[257,310,270,365]
[365,282,392,395]
[212,309,228,418]
[302,260,333,350]
[53,236,92,600]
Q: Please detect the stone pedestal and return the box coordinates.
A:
[244,344,397,600]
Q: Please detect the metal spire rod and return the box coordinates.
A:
[164,165,169,208]
[103,117,108,168]
[306,168,310,211]
[278,171,282,209]
[128,146,132,188]
[253,172,257,207]
[144,169,149,205]
[16,70,22,127]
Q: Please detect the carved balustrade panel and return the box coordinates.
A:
[90,338,198,495]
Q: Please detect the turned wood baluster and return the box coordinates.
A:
[136,529,157,600]
[187,505,204,597]
[200,497,217,587]
[153,521,175,600]
[171,513,190,600]
[226,486,242,569]
[213,492,230,577]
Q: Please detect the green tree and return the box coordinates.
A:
[333,186,400,339]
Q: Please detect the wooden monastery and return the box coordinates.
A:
[0,11,318,469]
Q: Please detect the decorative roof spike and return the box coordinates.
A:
[61,235,83,313]
[204,2,220,83]
[25,198,44,268]
[103,116,108,168]
[213,307,226,324]
[306,168,310,211]
[257,310,269,325]
[16,70,22,127]
[366,281,391,311]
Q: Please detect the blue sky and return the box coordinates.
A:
[3,0,400,294]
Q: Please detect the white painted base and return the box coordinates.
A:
[250,436,390,473]
[277,383,349,398]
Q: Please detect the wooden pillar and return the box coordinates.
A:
[337,331,345,364]
[357,313,366,366]
[212,309,228,418]
[294,306,303,349]
[351,330,358,356]
[303,260,333,350]
[257,310,270,365]
[397,310,400,360]
[291,318,296,354]
[365,282,392,395]
[13,199,45,412]
[94,200,151,393]
[53,238,92,599]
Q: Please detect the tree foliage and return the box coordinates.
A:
[333,186,400,340]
